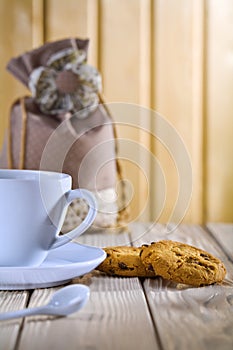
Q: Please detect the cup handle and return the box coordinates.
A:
[50,189,97,250]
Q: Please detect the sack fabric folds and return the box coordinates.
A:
[0,38,127,231]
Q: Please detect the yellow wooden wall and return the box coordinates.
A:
[0,0,232,223]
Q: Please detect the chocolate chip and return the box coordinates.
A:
[118,262,129,270]
[118,262,134,271]
[200,253,210,260]
[175,252,182,257]
[148,264,155,272]
[208,266,216,271]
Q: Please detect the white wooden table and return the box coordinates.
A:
[0,223,233,350]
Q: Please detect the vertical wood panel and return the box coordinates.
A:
[0,0,232,223]
[32,0,44,47]
[151,0,195,223]
[86,0,99,67]
[45,0,99,71]
[45,0,88,40]
[191,0,206,223]
[100,0,151,222]
[0,0,33,146]
[138,0,152,221]
[206,0,233,222]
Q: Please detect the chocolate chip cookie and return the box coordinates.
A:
[96,246,156,277]
[140,240,226,286]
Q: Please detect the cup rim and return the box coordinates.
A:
[0,169,71,181]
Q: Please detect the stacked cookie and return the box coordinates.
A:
[96,240,226,287]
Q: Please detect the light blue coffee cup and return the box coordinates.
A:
[0,169,97,266]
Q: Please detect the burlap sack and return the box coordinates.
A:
[0,38,128,231]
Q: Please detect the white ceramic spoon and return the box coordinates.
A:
[0,284,90,321]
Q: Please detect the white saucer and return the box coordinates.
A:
[0,242,106,290]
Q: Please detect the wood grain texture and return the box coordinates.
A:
[151,0,194,223]
[130,222,233,350]
[190,0,206,223]
[100,0,152,222]
[17,229,159,350]
[18,277,159,350]
[0,291,29,350]
[0,0,232,222]
[207,223,233,262]
[45,0,99,67]
[32,0,44,47]
[76,228,131,247]
[205,0,233,222]
[45,0,88,41]
[0,0,32,146]
[143,277,233,350]
[0,224,233,350]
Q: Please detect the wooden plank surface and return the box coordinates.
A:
[207,223,233,261]
[1,224,233,350]
[17,229,159,350]
[0,291,29,350]
[130,223,233,350]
